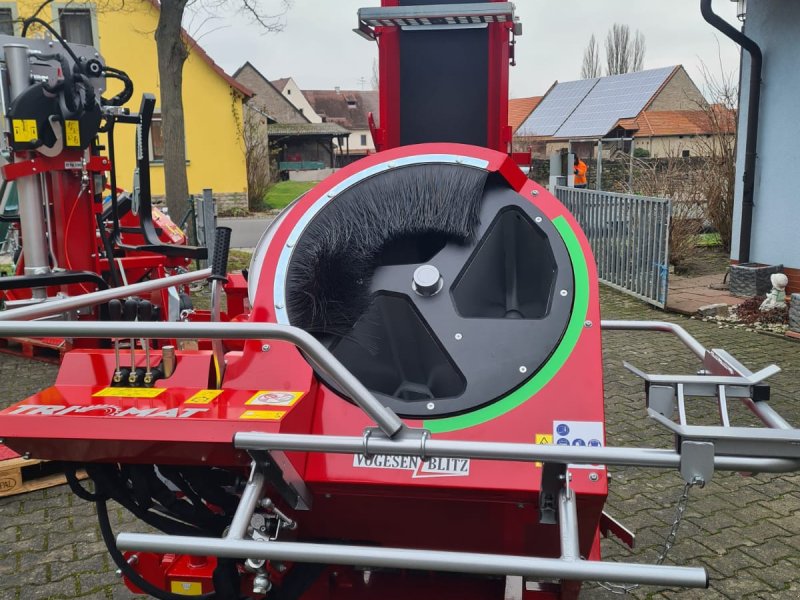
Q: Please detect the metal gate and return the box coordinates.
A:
[555,186,670,307]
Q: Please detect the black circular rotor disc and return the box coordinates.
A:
[285,164,575,419]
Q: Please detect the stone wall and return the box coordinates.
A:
[152,193,248,217]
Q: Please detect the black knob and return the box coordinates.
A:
[108,299,122,320]
[123,298,138,321]
[138,301,153,322]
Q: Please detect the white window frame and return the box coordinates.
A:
[51,3,100,48]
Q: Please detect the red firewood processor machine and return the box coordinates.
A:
[1,3,799,599]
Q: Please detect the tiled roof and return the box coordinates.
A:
[302,90,379,130]
[268,122,351,136]
[509,97,542,133]
[617,107,736,137]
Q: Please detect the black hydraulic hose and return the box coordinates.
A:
[95,499,218,600]
[700,0,762,263]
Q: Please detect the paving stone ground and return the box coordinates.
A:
[1,287,798,599]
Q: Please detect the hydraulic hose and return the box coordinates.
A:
[95,499,218,600]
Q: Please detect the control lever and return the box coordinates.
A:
[209,227,232,388]
[109,300,124,384]
[138,301,153,385]
[124,298,139,385]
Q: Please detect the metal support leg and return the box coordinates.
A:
[226,467,265,540]
[559,488,580,561]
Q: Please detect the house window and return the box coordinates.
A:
[0,8,14,35]
[58,9,94,45]
[360,134,367,146]
[149,113,188,163]
[681,150,690,158]
[150,113,165,161]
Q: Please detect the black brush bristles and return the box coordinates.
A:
[285,163,488,337]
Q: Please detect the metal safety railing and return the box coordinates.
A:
[556,186,671,308]
[1,314,799,590]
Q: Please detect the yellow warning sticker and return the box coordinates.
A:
[12,119,38,143]
[170,581,203,595]
[245,391,304,407]
[534,433,553,467]
[184,389,223,405]
[239,410,286,421]
[93,387,166,398]
[64,120,80,147]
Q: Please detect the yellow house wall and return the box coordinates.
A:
[16,0,247,198]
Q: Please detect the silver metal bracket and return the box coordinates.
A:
[248,450,312,511]
[679,441,714,486]
[361,426,431,461]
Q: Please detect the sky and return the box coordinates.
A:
[194,0,743,99]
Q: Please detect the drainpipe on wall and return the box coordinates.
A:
[700,0,762,263]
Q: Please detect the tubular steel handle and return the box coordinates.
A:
[0,268,212,322]
[0,320,406,437]
[209,226,232,283]
[115,533,709,589]
[601,320,707,360]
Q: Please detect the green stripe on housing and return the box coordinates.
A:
[424,215,590,433]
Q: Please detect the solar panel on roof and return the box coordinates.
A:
[554,66,674,138]
[516,78,598,137]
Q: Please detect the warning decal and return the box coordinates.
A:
[65,120,81,146]
[12,119,38,143]
[93,387,165,398]
[239,410,286,421]
[184,390,223,405]
[553,420,605,470]
[245,391,304,407]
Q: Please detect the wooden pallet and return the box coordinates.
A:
[0,456,87,498]
[0,336,71,364]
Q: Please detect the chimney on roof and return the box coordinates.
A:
[335,86,341,94]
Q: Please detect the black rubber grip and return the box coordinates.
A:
[209,227,232,282]
[123,298,138,321]
[108,299,122,321]
[138,300,153,322]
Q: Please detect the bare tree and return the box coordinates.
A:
[241,105,272,211]
[156,0,290,221]
[691,59,738,252]
[371,58,379,91]
[632,31,646,72]
[581,34,601,79]
[605,23,646,75]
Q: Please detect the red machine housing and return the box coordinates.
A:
[0,143,606,599]
[371,0,515,153]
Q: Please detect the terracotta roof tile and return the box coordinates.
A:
[617,108,736,138]
[509,97,542,133]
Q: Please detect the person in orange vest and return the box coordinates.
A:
[573,154,588,188]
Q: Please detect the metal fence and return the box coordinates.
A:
[555,186,670,307]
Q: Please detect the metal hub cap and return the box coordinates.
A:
[412,265,443,297]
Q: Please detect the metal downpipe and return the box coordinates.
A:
[700,0,762,263]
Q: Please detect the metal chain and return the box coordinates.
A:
[597,479,697,595]
[656,479,696,565]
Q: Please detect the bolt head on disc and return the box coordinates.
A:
[413,265,443,297]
